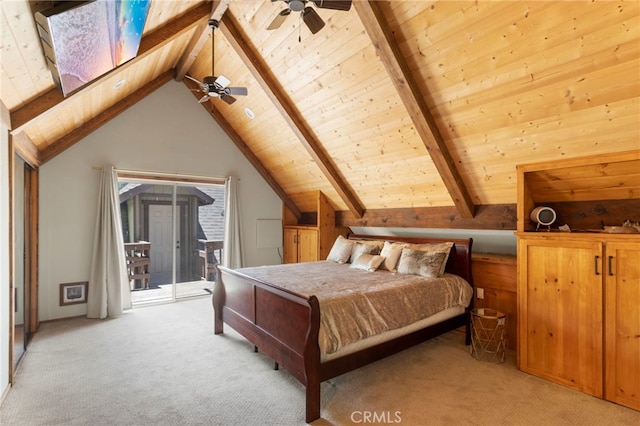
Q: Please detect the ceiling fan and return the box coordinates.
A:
[186,19,247,105]
[267,0,352,35]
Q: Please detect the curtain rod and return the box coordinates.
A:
[91,166,235,182]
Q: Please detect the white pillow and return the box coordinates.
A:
[349,253,385,272]
[379,241,406,272]
[326,235,354,264]
[349,242,380,263]
[397,248,448,278]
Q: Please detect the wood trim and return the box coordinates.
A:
[516,149,640,173]
[11,132,40,168]
[26,166,38,334]
[183,78,301,219]
[337,204,516,230]
[354,0,476,219]
[9,2,212,135]
[39,70,174,164]
[8,135,15,383]
[220,11,365,219]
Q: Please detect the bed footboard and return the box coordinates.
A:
[213,265,322,422]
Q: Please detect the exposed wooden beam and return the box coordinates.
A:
[219,11,366,219]
[11,132,41,167]
[184,78,302,219]
[175,0,231,81]
[39,70,174,164]
[337,204,517,230]
[354,0,476,219]
[9,2,211,135]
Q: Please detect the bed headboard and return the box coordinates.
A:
[348,234,474,286]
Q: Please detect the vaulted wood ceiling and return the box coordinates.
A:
[2,1,639,230]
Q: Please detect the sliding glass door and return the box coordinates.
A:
[119,178,225,305]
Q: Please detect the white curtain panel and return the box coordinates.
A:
[87,166,131,318]
[222,176,243,269]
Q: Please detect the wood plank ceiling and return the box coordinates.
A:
[2,0,639,230]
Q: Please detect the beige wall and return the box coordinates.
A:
[38,80,283,321]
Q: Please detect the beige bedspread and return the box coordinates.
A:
[235,261,473,355]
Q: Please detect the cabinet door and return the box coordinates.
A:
[518,238,603,397]
[283,228,299,264]
[605,242,640,410]
[297,228,319,263]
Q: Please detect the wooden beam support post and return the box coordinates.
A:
[219,10,365,219]
[354,0,476,218]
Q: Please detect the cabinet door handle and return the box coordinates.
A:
[608,256,614,276]
[594,255,600,275]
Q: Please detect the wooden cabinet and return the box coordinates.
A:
[605,242,640,411]
[518,236,604,396]
[283,190,347,263]
[516,150,640,410]
[283,227,319,263]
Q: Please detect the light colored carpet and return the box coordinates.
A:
[1,297,638,425]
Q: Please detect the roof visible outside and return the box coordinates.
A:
[197,185,225,241]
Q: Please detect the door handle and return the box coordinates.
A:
[176,241,180,249]
[608,256,614,276]
[594,255,600,275]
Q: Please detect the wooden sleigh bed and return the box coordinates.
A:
[212,234,474,423]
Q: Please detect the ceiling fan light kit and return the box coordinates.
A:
[186,19,247,105]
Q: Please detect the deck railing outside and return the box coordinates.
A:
[199,239,223,281]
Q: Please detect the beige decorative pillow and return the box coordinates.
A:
[349,242,381,263]
[326,235,354,264]
[349,253,386,272]
[405,242,454,276]
[350,239,384,254]
[379,241,406,272]
[397,248,448,278]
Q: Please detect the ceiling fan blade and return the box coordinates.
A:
[312,0,352,11]
[302,7,325,34]
[267,9,290,30]
[227,87,248,96]
[221,95,237,105]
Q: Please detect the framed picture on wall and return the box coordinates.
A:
[59,282,88,306]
